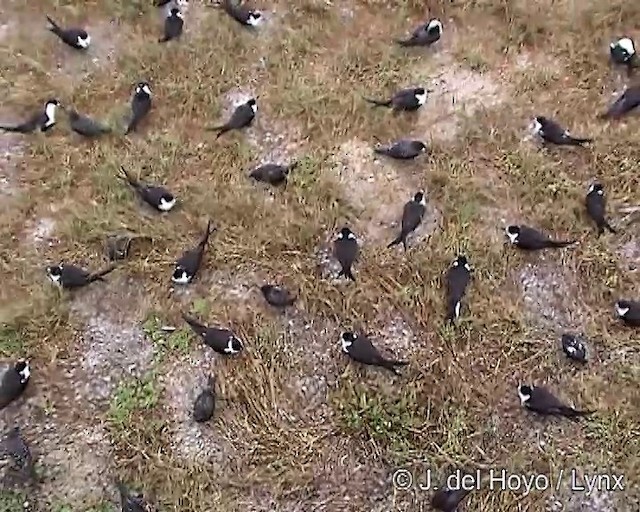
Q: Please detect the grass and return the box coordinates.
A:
[0,0,638,510]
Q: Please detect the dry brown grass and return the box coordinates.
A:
[0,0,639,510]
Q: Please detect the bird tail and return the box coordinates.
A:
[337,266,356,281]
[0,124,26,133]
[381,359,409,375]
[373,146,389,156]
[199,220,215,249]
[115,479,130,502]
[88,266,116,283]
[119,166,139,189]
[207,124,230,138]
[559,407,595,420]
[604,221,617,234]
[158,36,170,43]
[394,38,415,47]
[567,136,592,145]
[46,15,62,35]
[287,161,300,173]
[387,234,404,249]
[182,312,208,337]
[548,239,576,248]
[363,97,392,107]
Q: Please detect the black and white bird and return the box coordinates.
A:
[126,82,152,135]
[395,18,443,47]
[66,108,111,137]
[193,376,216,423]
[340,332,408,375]
[46,263,115,289]
[172,220,214,285]
[249,162,298,186]
[585,182,616,235]
[117,480,150,512]
[0,361,30,411]
[600,85,640,119]
[119,166,176,212]
[333,226,359,281]
[431,487,471,512]
[159,7,184,43]
[260,284,297,309]
[220,0,263,27]
[445,255,472,324]
[387,191,426,251]
[182,312,244,355]
[530,116,592,146]
[610,37,636,69]
[0,99,60,133]
[373,139,427,160]
[561,333,588,363]
[208,98,257,138]
[517,384,595,420]
[0,426,35,480]
[615,300,640,327]
[46,15,90,49]
[505,225,575,251]
[364,87,427,112]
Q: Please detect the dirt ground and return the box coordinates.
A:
[0,0,638,511]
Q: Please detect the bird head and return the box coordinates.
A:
[517,384,532,405]
[505,225,520,244]
[413,190,426,205]
[529,116,545,135]
[414,87,427,105]
[170,7,183,18]
[14,360,30,383]
[452,254,471,271]
[615,300,631,317]
[171,266,190,284]
[158,194,176,211]
[76,31,91,48]
[340,332,357,352]
[46,264,63,284]
[587,182,603,196]
[414,140,428,152]
[135,82,152,97]
[426,18,443,34]
[225,336,244,354]
[247,11,263,26]
[336,226,356,241]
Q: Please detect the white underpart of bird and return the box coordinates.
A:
[464,262,472,272]
[566,345,576,355]
[176,10,184,19]
[77,34,91,48]
[419,194,427,207]
[616,37,636,56]
[454,301,461,319]
[615,303,629,317]
[250,102,258,113]
[415,92,427,105]
[517,386,530,405]
[158,197,176,211]
[45,103,58,127]
[142,84,152,96]
[340,335,352,353]
[505,228,518,244]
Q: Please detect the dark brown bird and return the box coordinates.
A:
[340,331,408,375]
[431,487,472,512]
[260,284,297,308]
[585,182,616,235]
[172,220,215,285]
[518,384,595,421]
[0,361,30,411]
[193,376,216,423]
[0,426,35,480]
[249,162,298,186]
[182,312,244,355]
